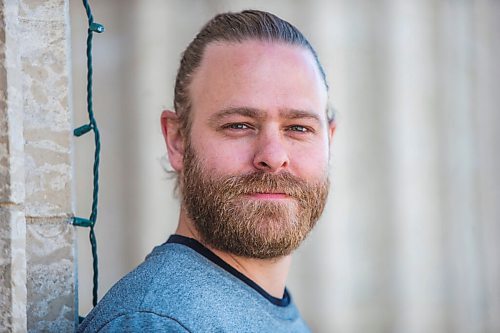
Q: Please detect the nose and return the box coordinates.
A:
[252,129,289,173]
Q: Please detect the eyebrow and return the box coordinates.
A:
[208,107,265,124]
[208,107,322,125]
[279,109,321,123]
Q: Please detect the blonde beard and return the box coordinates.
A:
[181,142,330,259]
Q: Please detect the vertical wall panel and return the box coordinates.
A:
[71,2,500,332]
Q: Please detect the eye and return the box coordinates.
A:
[222,123,253,130]
[288,125,310,133]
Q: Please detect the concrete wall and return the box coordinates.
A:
[0,0,76,332]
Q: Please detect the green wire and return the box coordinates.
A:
[73,0,104,315]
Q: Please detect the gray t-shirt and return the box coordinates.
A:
[78,235,310,332]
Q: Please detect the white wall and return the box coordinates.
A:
[70,1,500,332]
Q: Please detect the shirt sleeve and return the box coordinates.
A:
[97,312,191,333]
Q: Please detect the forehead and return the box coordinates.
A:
[188,40,328,121]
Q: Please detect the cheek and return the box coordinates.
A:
[289,144,329,179]
[190,133,254,174]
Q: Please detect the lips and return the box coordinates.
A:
[247,192,290,199]
[219,171,305,199]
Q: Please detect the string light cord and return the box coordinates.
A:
[72,0,104,314]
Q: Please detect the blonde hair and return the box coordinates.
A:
[173,10,331,136]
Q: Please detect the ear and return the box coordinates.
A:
[161,110,184,172]
[328,120,336,145]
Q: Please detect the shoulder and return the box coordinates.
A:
[81,311,191,333]
[78,242,237,331]
[78,241,310,332]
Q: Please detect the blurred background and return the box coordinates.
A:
[70,1,500,332]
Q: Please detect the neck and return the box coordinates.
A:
[175,208,292,299]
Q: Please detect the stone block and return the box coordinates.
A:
[18,0,66,22]
[0,0,25,205]
[18,0,73,217]
[0,106,25,205]
[0,205,27,333]
[23,133,72,216]
[26,217,76,332]
[19,0,70,133]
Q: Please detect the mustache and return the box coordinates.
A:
[216,171,312,199]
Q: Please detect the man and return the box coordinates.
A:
[79,9,335,332]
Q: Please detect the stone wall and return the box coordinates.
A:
[0,0,76,332]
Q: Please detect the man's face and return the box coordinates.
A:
[180,40,334,259]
